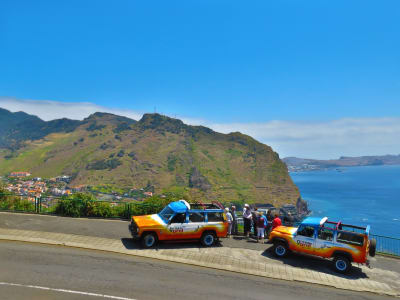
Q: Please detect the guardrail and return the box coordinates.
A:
[0,193,132,219]
[370,234,400,257]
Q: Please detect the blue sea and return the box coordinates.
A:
[290,165,400,238]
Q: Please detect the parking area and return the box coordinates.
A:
[0,212,399,296]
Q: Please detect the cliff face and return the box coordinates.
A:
[0,110,300,206]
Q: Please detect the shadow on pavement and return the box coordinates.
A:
[261,248,368,280]
[121,235,368,280]
[121,237,223,251]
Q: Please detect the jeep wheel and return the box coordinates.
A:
[201,231,216,247]
[273,242,288,258]
[141,232,158,248]
[369,238,377,257]
[333,256,351,274]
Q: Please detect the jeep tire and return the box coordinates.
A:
[369,238,377,257]
[333,256,351,274]
[201,231,216,247]
[141,232,158,248]
[273,241,289,258]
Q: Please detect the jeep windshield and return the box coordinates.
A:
[159,206,174,222]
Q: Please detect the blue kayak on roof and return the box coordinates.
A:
[168,200,190,213]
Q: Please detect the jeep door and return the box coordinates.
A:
[166,213,186,239]
[185,212,206,239]
[314,227,335,258]
[293,225,316,255]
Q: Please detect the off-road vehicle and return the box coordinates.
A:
[129,200,228,248]
[269,217,376,273]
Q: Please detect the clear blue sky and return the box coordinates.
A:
[1,1,399,158]
[1,0,399,123]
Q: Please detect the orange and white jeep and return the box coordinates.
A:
[269,217,376,273]
[129,200,228,248]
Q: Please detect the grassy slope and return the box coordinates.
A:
[0,114,299,206]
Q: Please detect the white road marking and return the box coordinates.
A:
[0,282,137,300]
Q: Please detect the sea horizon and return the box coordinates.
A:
[290,164,400,238]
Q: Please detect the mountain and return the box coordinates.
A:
[0,108,80,150]
[0,108,300,205]
[283,155,400,171]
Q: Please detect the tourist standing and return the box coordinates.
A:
[231,205,238,235]
[284,212,294,227]
[272,213,282,230]
[256,212,266,243]
[251,207,258,237]
[265,210,273,238]
[243,204,252,238]
[225,207,233,237]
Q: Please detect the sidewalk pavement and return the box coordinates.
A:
[0,226,399,297]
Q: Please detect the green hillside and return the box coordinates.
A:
[0,111,300,206]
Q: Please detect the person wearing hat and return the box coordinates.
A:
[225,207,233,237]
[243,204,252,238]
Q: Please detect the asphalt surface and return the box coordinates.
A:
[1,212,399,275]
[0,240,395,300]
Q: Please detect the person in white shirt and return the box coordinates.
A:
[243,204,252,238]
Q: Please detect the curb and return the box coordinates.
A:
[0,228,398,298]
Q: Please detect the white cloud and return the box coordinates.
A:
[205,118,400,159]
[1,97,399,159]
[0,97,143,121]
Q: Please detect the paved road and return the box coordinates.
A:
[0,241,394,300]
[1,212,399,275]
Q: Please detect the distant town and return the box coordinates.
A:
[1,171,155,204]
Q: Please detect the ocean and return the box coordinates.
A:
[290,165,400,238]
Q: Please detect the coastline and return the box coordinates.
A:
[290,165,400,238]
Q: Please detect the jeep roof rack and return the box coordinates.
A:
[191,202,221,210]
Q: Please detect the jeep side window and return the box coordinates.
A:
[337,231,364,246]
[207,212,224,222]
[297,225,315,238]
[189,212,205,223]
[170,213,185,224]
[318,228,334,241]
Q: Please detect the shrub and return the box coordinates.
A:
[111,204,127,218]
[86,122,106,132]
[86,158,122,170]
[54,193,97,217]
[113,122,131,133]
[13,199,35,212]
[0,193,35,212]
[86,201,113,218]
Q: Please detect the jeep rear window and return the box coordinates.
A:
[318,228,334,241]
[189,212,205,223]
[207,212,224,222]
[337,231,364,246]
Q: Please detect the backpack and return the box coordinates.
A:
[257,215,265,228]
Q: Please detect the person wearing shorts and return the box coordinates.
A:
[256,212,266,243]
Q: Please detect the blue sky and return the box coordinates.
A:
[1,1,399,158]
